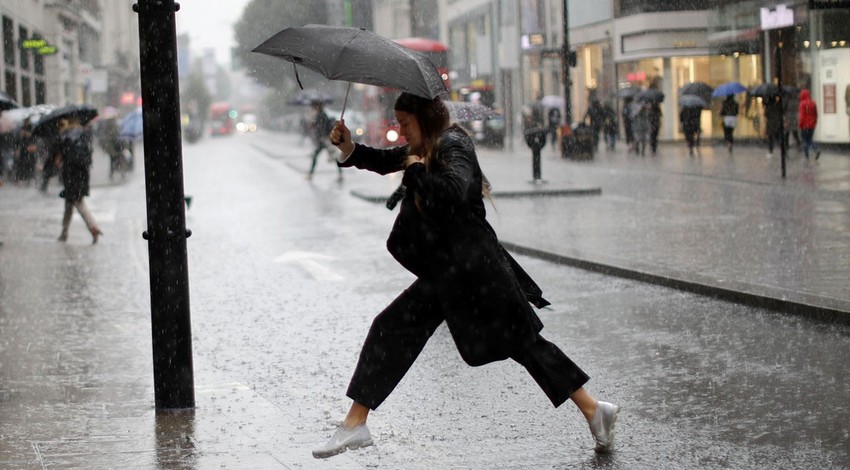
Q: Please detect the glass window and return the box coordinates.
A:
[19,26,28,70]
[35,79,46,104]
[3,16,14,67]
[21,75,31,107]
[5,71,16,99]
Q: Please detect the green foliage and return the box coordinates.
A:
[233,0,328,90]
[182,63,211,123]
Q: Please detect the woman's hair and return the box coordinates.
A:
[394,92,449,162]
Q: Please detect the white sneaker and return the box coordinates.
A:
[589,401,620,453]
[312,423,373,459]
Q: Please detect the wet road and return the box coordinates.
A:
[0,131,848,469]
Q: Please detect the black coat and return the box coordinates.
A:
[59,128,93,201]
[340,125,549,366]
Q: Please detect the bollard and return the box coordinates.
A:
[134,0,195,410]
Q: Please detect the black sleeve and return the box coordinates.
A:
[402,137,475,222]
[338,143,408,175]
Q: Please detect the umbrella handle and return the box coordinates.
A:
[340,82,351,121]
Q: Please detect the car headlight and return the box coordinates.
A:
[386,130,399,142]
[355,128,364,136]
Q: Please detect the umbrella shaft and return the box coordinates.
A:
[341,82,351,121]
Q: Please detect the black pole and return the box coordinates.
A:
[134,0,195,410]
[561,0,572,125]
[776,40,787,178]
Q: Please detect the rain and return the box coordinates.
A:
[1,1,850,469]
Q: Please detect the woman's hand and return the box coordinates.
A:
[330,120,354,155]
[405,154,424,168]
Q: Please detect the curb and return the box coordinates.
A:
[500,241,850,326]
[350,186,602,203]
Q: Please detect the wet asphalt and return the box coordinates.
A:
[0,130,848,469]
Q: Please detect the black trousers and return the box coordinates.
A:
[346,280,590,410]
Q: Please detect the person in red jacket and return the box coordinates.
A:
[798,89,820,160]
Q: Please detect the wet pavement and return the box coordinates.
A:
[1,131,848,469]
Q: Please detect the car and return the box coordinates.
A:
[236,113,258,133]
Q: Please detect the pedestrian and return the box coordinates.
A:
[56,117,102,244]
[720,95,739,152]
[784,90,801,151]
[547,106,561,146]
[96,113,126,180]
[15,118,39,184]
[630,101,649,156]
[307,100,342,181]
[601,101,617,151]
[798,89,820,160]
[763,94,784,158]
[622,97,635,152]
[523,100,547,179]
[585,99,605,150]
[315,92,620,459]
[679,105,701,157]
[647,101,662,155]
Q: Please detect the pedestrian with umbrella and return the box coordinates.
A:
[34,105,102,243]
[306,99,342,181]
[315,90,620,459]
[720,95,740,152]
[679,102,702,156]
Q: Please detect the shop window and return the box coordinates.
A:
[33,36,44,76]
[5,71,16,100]
[35,79,46,104]
[19,26,28,70]
[21,76,30,107]
[3,16,14,67]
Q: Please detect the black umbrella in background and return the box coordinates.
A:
[443,101,497,121]
[0,91,18,111]
[679,81,713,102]
[748,83,781,98]
[31,104,98,138]
[678,94,707,108]
[637,88,665,104]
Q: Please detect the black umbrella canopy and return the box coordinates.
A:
[252,24,447,100]
[748,83,781,98]
[617,87,641,99]
[678,94,707,108]
[31,104,98,138]
[0,90,18,111]
[637,88,664,104]
[679,81,713,102]
[443,101,497,121]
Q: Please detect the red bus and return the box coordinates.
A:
[208,102,236,136]
[362,37,449,147]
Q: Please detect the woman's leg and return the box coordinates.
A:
[346,279,443,412]
[59,200,73,241]
[510,334,590,408]
[74,199,102,243]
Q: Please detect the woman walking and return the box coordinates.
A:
[313,92,619,459]
[56,117,102,244]
[798,89,820,160]
[720,95,739,152]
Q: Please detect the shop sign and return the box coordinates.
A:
[810,0,850,9]
[823,83,837,114]
[20,38,58,55]
[760,4,794,30]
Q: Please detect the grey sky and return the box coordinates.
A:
[175,0,251,66]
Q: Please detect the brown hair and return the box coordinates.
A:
[394,92,450,165]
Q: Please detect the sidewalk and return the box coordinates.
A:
[306,133,850,324]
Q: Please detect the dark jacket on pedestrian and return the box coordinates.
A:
[721,97,739,122]
[339,124,548,366]
[59,127,93,201]
[679,106,701,135]
[764,96,784,136]
[798,89,818,130]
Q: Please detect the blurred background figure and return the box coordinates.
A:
[720,96,739,153]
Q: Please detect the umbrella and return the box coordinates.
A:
[636,88,664,104]
[748,83,781,98]
[288,89,334,106]
[540,95,565,109]
[617,87,640,99]
[678,95,707,108]
[0,105,55,133]
[253,25,448,118]
[679,81,713,102]
[711,81,747,98]
[443,101,497,121]
[0,91,18,111]
[119,107,143,141]
[31,104,98,138]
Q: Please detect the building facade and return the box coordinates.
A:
[0,0,139,109]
